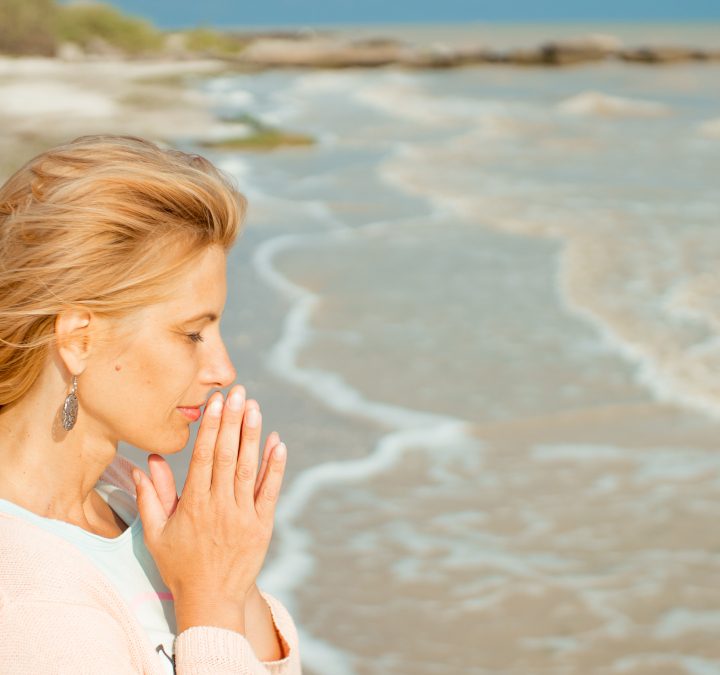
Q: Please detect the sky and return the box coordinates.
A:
[80,1,720,28]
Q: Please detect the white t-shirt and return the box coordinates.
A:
[0,481,177,673]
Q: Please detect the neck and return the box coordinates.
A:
[0,387,118,528]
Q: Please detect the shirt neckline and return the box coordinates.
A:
[0,491,142,550]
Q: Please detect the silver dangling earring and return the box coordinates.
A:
[62,374,79,431]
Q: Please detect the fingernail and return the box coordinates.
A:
[132,470,140,486]
[274,443,286,461]
[246,408,260,427]
[208,397,223,416]
[228,388,244,411]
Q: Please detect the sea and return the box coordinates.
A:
[120,22,720,675]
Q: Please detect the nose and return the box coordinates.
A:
[201,333,237,389]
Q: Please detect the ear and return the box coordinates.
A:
[54,308,93,377]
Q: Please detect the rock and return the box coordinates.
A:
[402,45,496,68]
[236,37,407,68]
[218,31,720,70]
[575,33,624,52]
[499,34,622,66]
[163,32,188,56]
[352,37,406,49]
[619,46,710,63]
[501,47,547,65]
[84,36,126,59]
[56,42,85,62]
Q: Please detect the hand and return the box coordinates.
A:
[133,385,288,630]
[142,418,282,520]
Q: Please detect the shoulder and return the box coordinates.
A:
[0,515,150,671]
[0,451,141,607]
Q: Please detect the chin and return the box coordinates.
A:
[134,425,190,457]
[166,427,192,455]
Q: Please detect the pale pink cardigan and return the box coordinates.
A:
[0,453,302,674]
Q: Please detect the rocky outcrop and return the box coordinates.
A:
[499,35,623,66]
[619,46,720,63]
[237,37,409,68]
[230,34,720,69]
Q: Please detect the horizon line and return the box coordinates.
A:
[152,18,720,30]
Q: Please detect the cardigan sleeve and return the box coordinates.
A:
[173,590,302,675]
[257,590,302,675]
[0,593,302,675]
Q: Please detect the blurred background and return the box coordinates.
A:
[2,1,720,673]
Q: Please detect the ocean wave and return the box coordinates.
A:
[699,116,720,138]
[252,227,480,675]
[557,91,671,117]
[353,78,515,128]
[375,114,720,417]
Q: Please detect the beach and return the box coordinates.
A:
[3,22,720,673]
[0,56,232,178]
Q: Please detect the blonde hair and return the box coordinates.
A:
[0,134,246,410]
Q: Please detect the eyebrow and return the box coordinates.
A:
[183,312,219,323]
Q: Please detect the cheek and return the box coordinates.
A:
[109,340,195,410]
[106,359,190,444]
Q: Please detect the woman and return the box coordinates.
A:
[0,135,302,673]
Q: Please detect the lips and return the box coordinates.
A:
[178,403,204,422]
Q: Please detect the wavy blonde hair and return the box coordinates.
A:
[0,134,246,410]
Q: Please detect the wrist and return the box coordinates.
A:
[174,595,247,635]
[245,582,261,601]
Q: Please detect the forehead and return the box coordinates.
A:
[166,245,227,310]
[133,244,228,327]
[97,245,228,349]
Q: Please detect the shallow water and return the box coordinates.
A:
[121,24,720,674]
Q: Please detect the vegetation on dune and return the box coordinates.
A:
[182,27,249,56]
[0,0,254,58]
[196,113,315,151]
[54,2,164,55]
[198,130,315,151]
[0,0,164,56]
[0,0,58,56]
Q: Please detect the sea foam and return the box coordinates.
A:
[557,91,671,117]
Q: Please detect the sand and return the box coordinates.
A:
[0,57,235,180]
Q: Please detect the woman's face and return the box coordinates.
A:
[82,244,237,454]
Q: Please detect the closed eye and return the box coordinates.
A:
[186,332,204,343]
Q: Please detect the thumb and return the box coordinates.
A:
[133,468,168,545]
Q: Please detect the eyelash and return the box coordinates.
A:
[186,332,204,343]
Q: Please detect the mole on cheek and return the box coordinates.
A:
[114,364,122,372]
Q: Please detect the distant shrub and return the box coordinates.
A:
[182,26,249,56]
[54,1,164,55]
[0,0,58,56]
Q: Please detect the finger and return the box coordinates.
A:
[183,391,223,501]
[211,384,246,500]
[255,431,279,501]
[234,399,262,506]
[255,442,287,523]
[133,468,169,544]
[148,454,179,518]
